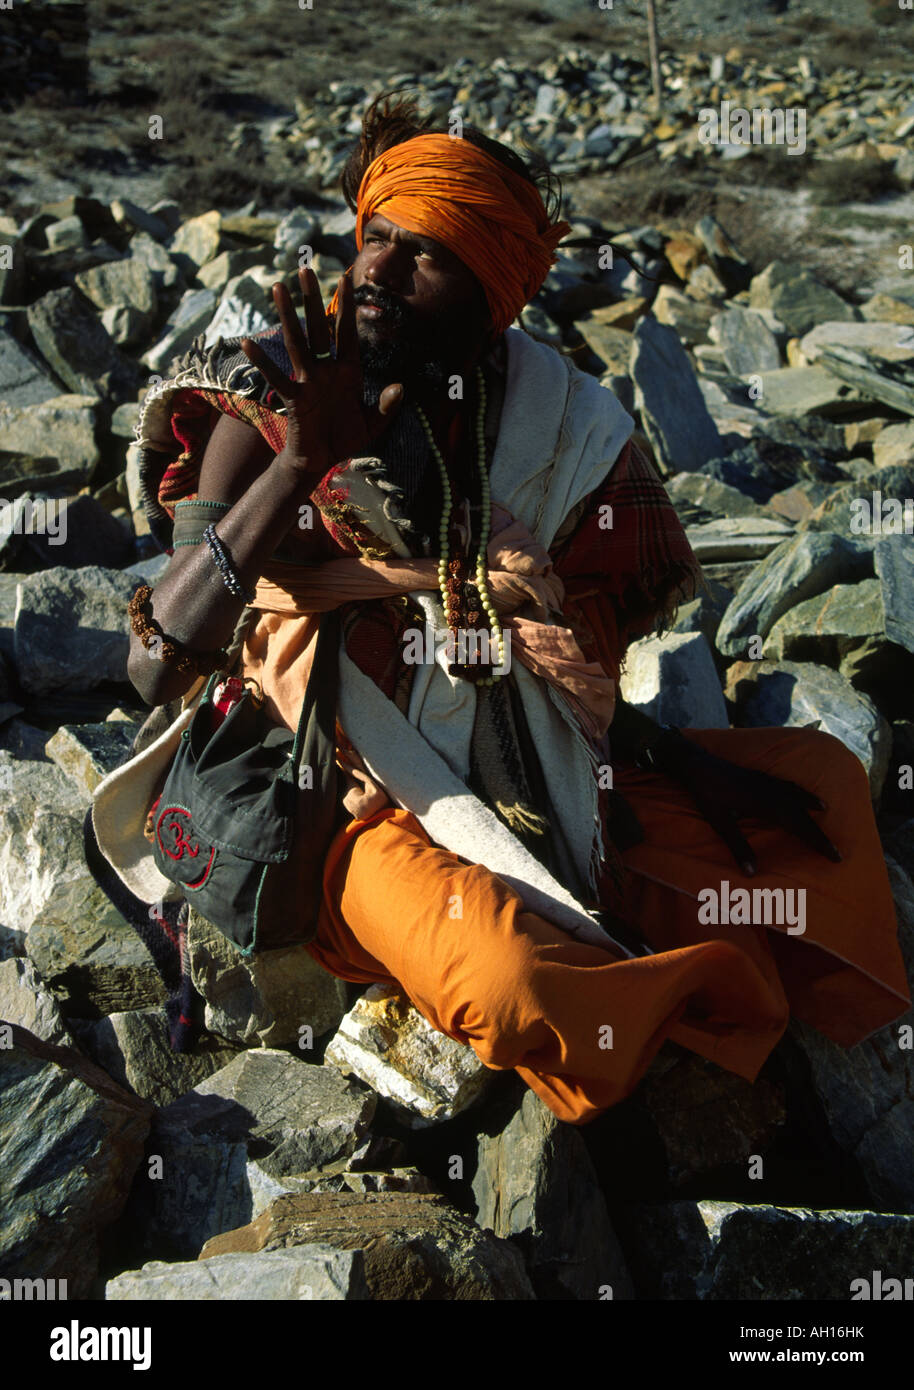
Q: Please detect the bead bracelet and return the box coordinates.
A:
[127,584,229,677]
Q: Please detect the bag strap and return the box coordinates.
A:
[223,604,259,673]
[286,606,341,784]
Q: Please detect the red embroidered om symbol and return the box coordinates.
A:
[155,805,216,889]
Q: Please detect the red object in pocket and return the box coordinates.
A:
[212,676,244,729]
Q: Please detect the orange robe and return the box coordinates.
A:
[303,723,910,1126]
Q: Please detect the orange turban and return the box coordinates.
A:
[326,132,571,335]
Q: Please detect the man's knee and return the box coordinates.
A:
[782,726,871,798]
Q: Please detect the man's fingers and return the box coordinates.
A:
[272,281,311,379]
[300,267,332,360]
[762,774,827,815]
[240,337,292,399]
[774,804,842,863]
[334,272,359,366]
[695,799,757,877]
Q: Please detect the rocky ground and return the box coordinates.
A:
[2,2,914,1302]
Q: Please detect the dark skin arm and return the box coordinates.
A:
[127,266,403,708]
[607,693,842,875]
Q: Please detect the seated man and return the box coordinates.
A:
[108,93,909,1126]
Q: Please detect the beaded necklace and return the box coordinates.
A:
[413,366,505,686]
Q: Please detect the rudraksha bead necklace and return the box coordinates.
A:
[413,367,505,685]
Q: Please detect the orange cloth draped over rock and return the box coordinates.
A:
[326,132,572,333]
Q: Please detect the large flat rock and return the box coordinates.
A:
[199,1190,536,1300]
[106,1245,370,1300]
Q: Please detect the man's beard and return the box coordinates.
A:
[353,284,486,407]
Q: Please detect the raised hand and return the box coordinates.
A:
[648,729,842,876]
[239,267,403,478]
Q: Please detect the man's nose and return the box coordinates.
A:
[363,243,411,293]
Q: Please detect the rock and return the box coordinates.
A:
[749,261,857,338]
[619,630,728,728]
[663,231,705,281]
[106,1245,370,1300]
[101,305,147,347]
[74,258,157,326]
[781,866,914,1215]
[845,417,891,453]
[873,421,914,470]
[0,1025,152,1299]
[687,263,728,302]
[575,318,634,373]
[73,1008,240,1108]
[0,328,64,407]
[875,532,914,656]
[616,1199,914,1299]
[243,1157,438,1212]
[24,887,167,1017]
[142,288,218,375]
[324,982,493,1128]
[0,221,25,306]
[187,905,350,1048]
[131,1051,377,1259]
[767,480,834,523]
[709,305,782,376]
[196,248,265,292]
[808,344,914,418]
[716,532,873,657]
[202,276,273,347]
[630,317,722,474]
[670,580,732,650]
[13,564,140,696]
[686,517,795,563]
[44,215,87,252]
[762,578,891,672]
[577,297,647,332]
[111,401,140,439]
[168,211,222,272]
[665,472,772,521]
[199,1190,536,1300]
[45,719,141,795]
[652,285,715,345]
[0,752,162,1013]
[0,956,73,1046]
[3,493,133,572]
[26,287,139,401]
[861,292,914,327]
[168,1049,376,1176]
[801,321,914,366]
[0,394,99,494]
[587,1049,787,1202]
[110,198,171,243]
[129,232,181,291]
[273,209,321,274]
[693,216,752,295]
[472,1082,634,1300]
[726,659,892,797]
[748,365,865,417]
